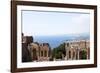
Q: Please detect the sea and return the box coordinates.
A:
[34,34,90,49]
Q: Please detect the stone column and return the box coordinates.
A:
[77,49,80,60]
[37,50,40,61]
[47,50,49,57]
[74,49,77,60]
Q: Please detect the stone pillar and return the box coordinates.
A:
[66,49,68,60]
[37,50,39,61]
[74,49,77,60]
[77,49,80,60]
[47,50,49,57]
[65,56,67,60]
[62,54,64,60]
[87,48,90,59]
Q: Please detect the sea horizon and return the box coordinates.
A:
[33,33,90,49]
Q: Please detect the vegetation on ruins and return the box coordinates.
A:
[52,43,66,59]
[80,50,87,59]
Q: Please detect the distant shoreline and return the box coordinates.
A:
[33,34,90,49]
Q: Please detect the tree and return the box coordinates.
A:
[80,50,87,59]
[52,43,66,59]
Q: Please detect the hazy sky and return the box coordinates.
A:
[22,10,90,36]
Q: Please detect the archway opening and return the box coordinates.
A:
[69,51,71,59]
[32,49,37,60]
